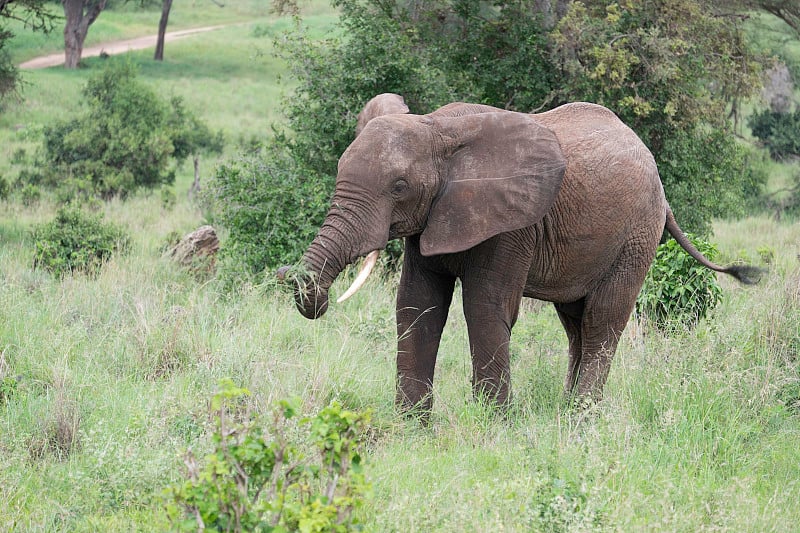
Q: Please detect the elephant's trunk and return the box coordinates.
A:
[279,208,385,320]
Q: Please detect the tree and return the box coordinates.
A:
[154,0,172,61]
[209,0,770,278]
[737,0,800,36]
[37,61,223,198]
[1,0,56,29]
[286,0,766,233]
[62,0,107,68]
[0,0,56,102]
[153,0,225,61]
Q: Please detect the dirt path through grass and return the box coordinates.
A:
[18,25,229,69]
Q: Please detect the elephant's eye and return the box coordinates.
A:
[391,178,409,198]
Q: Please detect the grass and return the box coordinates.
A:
[2,2,800,531]
[2,199,799,530]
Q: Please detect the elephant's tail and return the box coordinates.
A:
[664,207,762,285]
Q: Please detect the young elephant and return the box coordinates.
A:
[279,96,760,415]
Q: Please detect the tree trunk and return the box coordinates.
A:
[188,155,201,199]
[61,0,107,69]
[154,0,173,61]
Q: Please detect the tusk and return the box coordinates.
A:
[337,250,380,304]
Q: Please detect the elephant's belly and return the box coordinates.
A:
[521,237,622,304]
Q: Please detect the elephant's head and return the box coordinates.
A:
[283,108,567,319]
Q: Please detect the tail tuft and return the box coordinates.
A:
[725,264,764,285]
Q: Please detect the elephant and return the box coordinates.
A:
[278,94,760,415]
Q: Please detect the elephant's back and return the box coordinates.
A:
[525,103,667,301]
[534,102,664,207]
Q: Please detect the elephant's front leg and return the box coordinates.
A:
[395,237,456,414]
[461,239,530,407]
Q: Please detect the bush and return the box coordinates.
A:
[636,235,723,331]
[202,147,331,277]
[163,379,372,532]
[38,61,222,199]
[658,128,767,236]
[19,183,40,206]
[748,107,800,161]
[31,205,130,277]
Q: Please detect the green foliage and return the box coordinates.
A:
[0,376,18,405]
[276,1,557,179]
[658,128,767,235]
[531,475,604,531]
[202,146,331,277]
[552,0,763,146]
[31,204,130,276]
[37,61,222,199]
[19,183,40,206]
[0,174,8,200]
[748,107,800,160]
[164,379,372,532]
[276,1,456,178]
[636,235,723,331]
[0,26,17,104]
[0,0,56,104]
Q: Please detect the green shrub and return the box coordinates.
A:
[636,235,723,331]
[38,61,222,199]
[0,174,8,201]
[748,107,800,161]
[19,183,40,206]
[202,147,332,277]
[0,375,18,405]
[658,128,767,236]
[31,205,130,277]
[163,379,372,532]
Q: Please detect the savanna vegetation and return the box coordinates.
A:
[1,0,799,530]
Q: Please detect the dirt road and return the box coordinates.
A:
[18,25,229,69]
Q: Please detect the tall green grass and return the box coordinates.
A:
[2,199,799,530]
[1,3,800,530]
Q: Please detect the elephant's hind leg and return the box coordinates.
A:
[569,243,655,401]
[554,299,586,397]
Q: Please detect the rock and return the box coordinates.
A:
[167,225,219,272]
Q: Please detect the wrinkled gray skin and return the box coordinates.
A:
[283,94,759,415]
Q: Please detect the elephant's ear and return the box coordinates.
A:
[420,112,566,256]
[356,93,410,136]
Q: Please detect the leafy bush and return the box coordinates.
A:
[0,174,8,201]
[31,205,130,277]
[163,379,372,532]
[748,107,800,161]
[658,128,767,235]
[37,61,222,199]
[19,183,40,206]
[202,147,331,277]
[636,235,723,331]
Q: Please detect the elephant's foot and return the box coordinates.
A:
[472,379,512,410]
[395,379,434,424]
